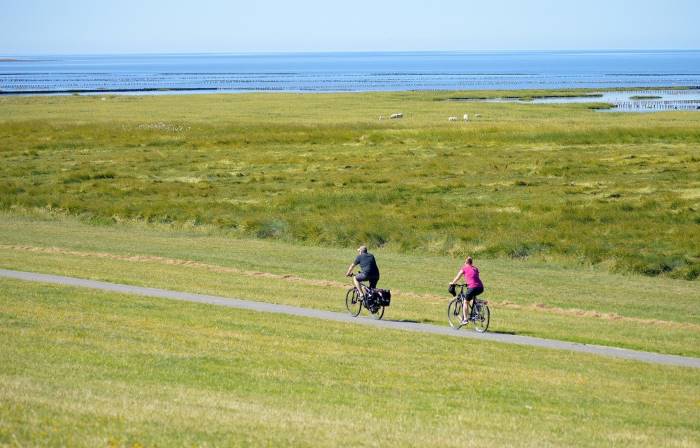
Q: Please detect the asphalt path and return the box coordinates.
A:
[2,268,698,369]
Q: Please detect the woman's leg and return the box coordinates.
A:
[465,286,483,318]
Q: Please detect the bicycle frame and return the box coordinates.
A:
[349,273,374,297]
[452,284,472,304]
[448,283,490,331]
[453,284,483,304]
[346,273,384,319]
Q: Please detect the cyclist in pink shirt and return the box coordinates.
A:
[449,256,485,324]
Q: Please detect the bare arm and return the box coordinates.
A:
[449,269,463,285]
[346,263,357,277]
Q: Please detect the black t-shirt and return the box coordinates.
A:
[354,253,380,278]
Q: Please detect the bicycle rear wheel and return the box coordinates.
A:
[473,301,490,333]
[368,305,385,320]
[345,288,362,317]
[447,298,464,329]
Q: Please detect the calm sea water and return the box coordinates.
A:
[1,50,700,94]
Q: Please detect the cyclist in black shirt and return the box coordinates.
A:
[345,245,380,296]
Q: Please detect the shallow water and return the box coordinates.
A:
[462,89,700,112]
[2,50,700,95]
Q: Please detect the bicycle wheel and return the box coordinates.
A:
[473,301,490,333]
[361,292,385,320]
[369,305,384,320]
[345,288,362,317]
[447,298,464,329]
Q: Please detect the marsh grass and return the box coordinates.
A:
[1,91,699,278]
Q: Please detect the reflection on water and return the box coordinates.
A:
[533,89,700,112]
[603,99,700,112]
[468,89,700,112]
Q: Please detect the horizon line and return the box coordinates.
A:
[2,48,700,58]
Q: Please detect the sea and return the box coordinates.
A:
[1,50,700,95]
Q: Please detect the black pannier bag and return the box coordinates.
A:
[374,289,391,306]
[448,284,457,297]
[364,293,376,308]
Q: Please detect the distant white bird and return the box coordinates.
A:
[448,116,458,122]
[463,113,469,121]
[390,113,403,119]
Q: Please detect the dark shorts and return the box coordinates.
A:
[356,272,379,289]
[465,285,484,300]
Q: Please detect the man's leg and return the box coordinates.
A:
[355,273,371,298]
[369,277,379,290]
[353,276,363,297]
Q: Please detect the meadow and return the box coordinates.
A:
[1,276,699,447]
[1,91,699,445]
[1,212,699,358]
[0,91,698,279]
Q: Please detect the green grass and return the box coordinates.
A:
[1,211,698,358]
[1,278,699,447]
[1,90,698,446]
[1,91,699,278]
[0,90,700,447]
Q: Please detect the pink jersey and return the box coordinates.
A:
[461,265,483,289]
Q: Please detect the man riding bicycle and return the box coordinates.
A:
[345,245,380,297]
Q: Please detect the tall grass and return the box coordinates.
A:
[1,92,699,278]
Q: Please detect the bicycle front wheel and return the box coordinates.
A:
[447,298,464,329]
[473,302,490,333]
[345,288,362,317]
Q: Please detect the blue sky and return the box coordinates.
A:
[2,0,699,54]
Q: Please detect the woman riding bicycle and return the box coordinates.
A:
[345,245,380,297]
[449,256,484,325]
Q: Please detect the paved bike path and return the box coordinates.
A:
[2,268,698,369]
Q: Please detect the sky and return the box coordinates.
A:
[2,0,699,55]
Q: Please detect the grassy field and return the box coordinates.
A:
[1,91,699,445]
[1,211,699,358]
[0,91,698,278]
[1,278,699,447]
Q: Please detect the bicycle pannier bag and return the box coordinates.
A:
[375,289,391,306]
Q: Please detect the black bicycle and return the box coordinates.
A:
[345,273,386,320]
[447,284,490,332]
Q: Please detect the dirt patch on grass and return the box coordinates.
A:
[1,244,347,288]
